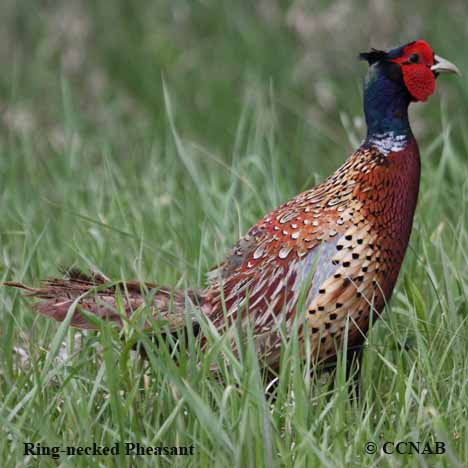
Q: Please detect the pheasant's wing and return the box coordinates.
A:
[205,176,347,313]
[207,176,341,284]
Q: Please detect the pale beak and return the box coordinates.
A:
[431,55,461,75]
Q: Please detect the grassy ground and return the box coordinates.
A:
[1,1,468,467]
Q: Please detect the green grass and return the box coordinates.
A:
[1,2,468,467]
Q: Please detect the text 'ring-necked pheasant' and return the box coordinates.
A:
[5,40,459,371]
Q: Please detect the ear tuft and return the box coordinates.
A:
[359,48,387,65]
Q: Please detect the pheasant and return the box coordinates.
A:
[6,40,459,369]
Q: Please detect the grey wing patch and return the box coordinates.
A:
[292,237,341,306]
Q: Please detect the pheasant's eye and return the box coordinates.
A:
[408,53,419,63]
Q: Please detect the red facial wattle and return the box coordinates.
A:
[401,65,436,102]
[391,40,436,102]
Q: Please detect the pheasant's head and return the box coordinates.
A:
[360,40,460,103]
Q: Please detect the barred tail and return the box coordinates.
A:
[4,268,202,332]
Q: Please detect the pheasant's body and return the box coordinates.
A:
[6,40,458,370]
[203,138,420,364]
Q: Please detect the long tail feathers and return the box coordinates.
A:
[4,268,203,332]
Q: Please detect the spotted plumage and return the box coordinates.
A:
[204,140,420,364]
[5,40,459,370]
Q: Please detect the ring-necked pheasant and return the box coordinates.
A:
[6,40,459,369]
